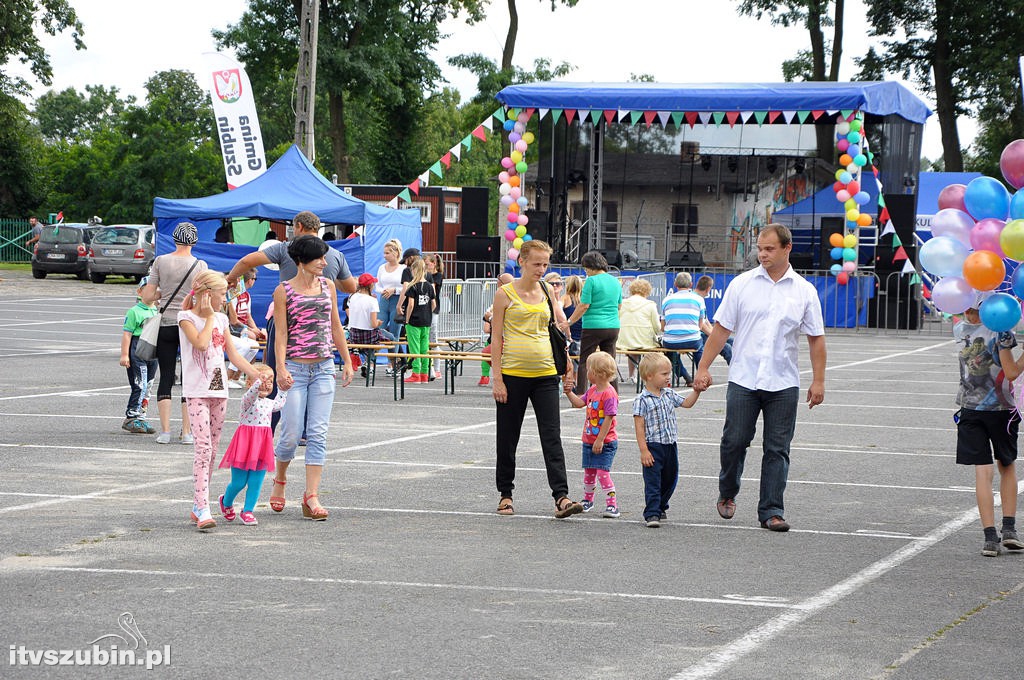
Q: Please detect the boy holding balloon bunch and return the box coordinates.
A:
[953,306,1024,557]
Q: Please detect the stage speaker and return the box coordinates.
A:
[524,210,549,244]
[460,187,490,235]
[597,248,623,268]
[882,194,917,243]
[456,234,500,262]
[789,252,814,270]
[666,251,705,268]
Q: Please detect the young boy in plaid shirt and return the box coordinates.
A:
[633,352,700,527]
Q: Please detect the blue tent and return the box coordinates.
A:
[152,144,422,323]
[496,81,932,123]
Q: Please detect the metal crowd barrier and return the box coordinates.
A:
[437,279,485,339]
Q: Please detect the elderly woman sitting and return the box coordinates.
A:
[616,279,661,383]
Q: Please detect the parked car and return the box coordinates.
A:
[31,224,98,279]
[86,224,155,283]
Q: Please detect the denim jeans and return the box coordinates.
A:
[378,294,402,339]
[642,441,678,520]
[700,331,733,364]
[495,374,569,500]
[718,383,799,522]
[662,337,703,382]
[276,359,337,466]
[126,335,157,418]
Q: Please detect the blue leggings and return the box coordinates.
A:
[224,468,268,512]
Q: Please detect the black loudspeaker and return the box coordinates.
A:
[454,261,501,280]
[882,194,917,243]
[456,234,500,262]
[819,216,845,268]
[667,251,705,268]
[597,248,623,268]
[460,187,490,235]
[524,210,549,244]
[790,252,814,270]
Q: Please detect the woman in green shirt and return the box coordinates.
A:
[564,251,622,394]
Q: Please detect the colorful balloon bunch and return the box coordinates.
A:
[923,140,1024,332]
[500,111,535,266]
[829,112,873,285]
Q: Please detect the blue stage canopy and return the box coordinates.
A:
[496,81,932,124]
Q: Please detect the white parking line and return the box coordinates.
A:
[20,565,798,610]
[667,482,1021,680]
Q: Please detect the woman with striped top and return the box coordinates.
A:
[269,235,353,521]
[490,240,583,519]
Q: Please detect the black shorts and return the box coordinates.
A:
[956,408,1019,466]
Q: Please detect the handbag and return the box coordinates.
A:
[540,281,569,375]
[135,258,200,361]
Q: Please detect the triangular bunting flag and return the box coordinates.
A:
[525,108,535,119]
[900,259,915,274]
[493,107,506,123]
[725,111,741,127]
[657,111,671,127]
[698,112,713,125]
[879,207,891,223]
[811,110,825,120]
[461,134,473,151]
[893,246,909,261]
[642,111,656,127]
[880,221,896,237]
[768,111,782,124]
[471,125,487,142]
[440,152,452,168]
[740,111,753,123]
[891,233,902,247]
[713,112,726,126]
[629,110,643,126]
[565,109,577,124]
[796,111,810,124]
[419,171,430,185]
[782,110,796,123]
[386,197,399,209]
[449,144,462,161]
[671,111,686,127]
[909,272,922,285]
[398,188,412,203]
[754,111,768,126]
[552,109,563,124]
[603,110,616,124]
[429,161,444,179]
[539,108,550,120]
[840,109,854,120]
[482,116,494,132]
[683,112,697,128]
[408,180,420,196]
[590,109,602,124]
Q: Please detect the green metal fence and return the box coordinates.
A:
[0,219,34,263]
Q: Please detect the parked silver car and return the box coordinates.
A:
[86,224,155,283]
[31,224,98,279]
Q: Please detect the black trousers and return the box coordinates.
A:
[495,374,569,500]
[576,327,619,394]
[155,324,183,403]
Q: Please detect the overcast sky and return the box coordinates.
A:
[25,0,968,160]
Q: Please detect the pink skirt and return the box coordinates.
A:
[219,424,275,471]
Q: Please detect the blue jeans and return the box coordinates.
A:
[662,337,703,382]
[718,383,799,522]
[642,441,678,520]
[126,335,157,418]
[700,331,733,364]
[276,359,337,466]
[378,294,402,339]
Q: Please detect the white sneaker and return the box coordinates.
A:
[155,432,171,444]
[195,506,216,531]
[180,431,194,445]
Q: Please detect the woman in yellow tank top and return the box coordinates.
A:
[490,240,583,519]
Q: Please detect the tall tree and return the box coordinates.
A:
[735,0,846,161]
[501,0,579,71]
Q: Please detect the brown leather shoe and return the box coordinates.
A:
[716,498,736,519]
[760,516,790,532]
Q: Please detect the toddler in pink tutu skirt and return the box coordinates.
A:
[218,363,288,525]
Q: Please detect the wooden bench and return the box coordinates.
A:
[377,351,490,400]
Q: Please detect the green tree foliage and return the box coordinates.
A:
[0,93,46,215]
[858,0,1024,173]
[501,0,579,71]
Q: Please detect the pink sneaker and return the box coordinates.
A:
[239,511,258,525]
[218,494,236,522]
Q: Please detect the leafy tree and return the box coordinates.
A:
[35,85,128,141]
[0,0,85,98]
[501,0,579,71]
[0,93,46,215]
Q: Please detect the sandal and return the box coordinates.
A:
[302,492,329,521]
[496,497,514,515]
[269,478,286,513]
[554,496,583,519]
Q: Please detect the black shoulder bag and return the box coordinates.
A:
[540,280,569,375]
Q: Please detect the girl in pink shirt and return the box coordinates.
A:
[563,351,620,518]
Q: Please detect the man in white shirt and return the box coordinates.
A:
[694,224,826,532]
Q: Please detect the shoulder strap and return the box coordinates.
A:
[539,280,556,322]
[160,257,200,314]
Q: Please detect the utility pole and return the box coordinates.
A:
[293,0,319,161]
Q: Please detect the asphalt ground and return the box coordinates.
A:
[1,269,1022,679]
